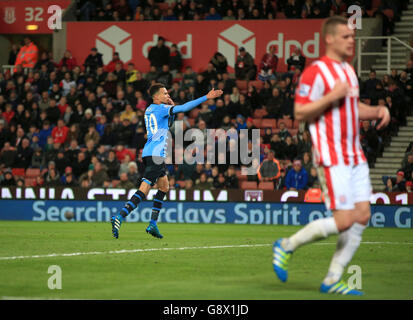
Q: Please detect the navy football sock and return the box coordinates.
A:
[120,190,146,218]
[150,190,167,223]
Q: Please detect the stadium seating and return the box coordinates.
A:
[260,119,277,129]
[240,181,257,190]
[12,168,25,177]
[258,181,274,190]
[236,80,248,94]
[26,168,40,178]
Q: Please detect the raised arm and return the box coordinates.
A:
[170,88,223,114]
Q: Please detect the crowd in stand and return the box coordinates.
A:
[1,0,412,192]
[75,0,409,25]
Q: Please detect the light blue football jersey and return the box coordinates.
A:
[142,103,174,158]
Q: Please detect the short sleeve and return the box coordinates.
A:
[295,64,325,105]
[159,104,173,117]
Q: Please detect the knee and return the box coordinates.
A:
[159,184,169,193]
[338,215,355,231]
[356,208,371,226]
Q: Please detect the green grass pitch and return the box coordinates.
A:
[0,221,412,300]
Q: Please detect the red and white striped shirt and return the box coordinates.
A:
[295,55,366,167]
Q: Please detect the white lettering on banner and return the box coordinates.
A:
[280,190,298,202]
[266,33,320,63]
[370,192,391,204]
[370,212,385,227]
[26,201,413,227]
[395,207,411,228]
[96,25,132,65]
[142,34,192,59]
[32,201,115,222]
[218,24,256,67]
[234,203,302,225]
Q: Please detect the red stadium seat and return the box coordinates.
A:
[240,181,258,189]
[25,178,36,187]
[12,168,25,177]
[236,170,248,181]
[252,118,262,128]
[260,119,277,129]
[258,181,274,190]
[278,118,292,129]
[236,80,248,93]
[248,80,264,92]
[26,168,40,178]
[177,180,186,188]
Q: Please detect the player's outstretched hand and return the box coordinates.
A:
[331,80,350,100]
[376,105,391,130]
[206,88,224,99]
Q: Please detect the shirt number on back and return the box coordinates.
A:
[145,113,158,134]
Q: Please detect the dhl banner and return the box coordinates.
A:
[66,20,327,73]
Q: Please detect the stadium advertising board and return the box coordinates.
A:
[0,200,411,228]
[1,187,412,204]
[0,0,71,33]
[66,19,326,73]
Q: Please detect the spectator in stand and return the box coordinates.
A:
[383,171,406,192]
[210,52,228,75]
[285,0,301,18]
[360,120,380,166]
[205,7,222,20]
[363,70,381,98]
[14,37,38,72]
[83,47,103,74]
[15,137,33,168]
[224,165,239,188]
[285,159,308,190]
[257,150,281,185]
[104,52,124,73]
[148,36,170,72]
[402,152,413,178]
[157,64,173,88]
[118,172,134,189]
[169,44,183,77]
[8,44,20,66]
[235,47,256,81]
[258,46,279,82]
[51,119,69,144]
[287,47,306,73]
[57,50,78,71]
[264,87,283,119]
[306,167,319,189]
[0,168,16,186]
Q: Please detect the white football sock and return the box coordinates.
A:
[282,217,339,252]
[323,222,366,285]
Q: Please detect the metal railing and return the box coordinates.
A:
[355,35,413,76]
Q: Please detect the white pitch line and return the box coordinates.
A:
[0,241,412,261]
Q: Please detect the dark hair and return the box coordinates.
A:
[149,83,165,97]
